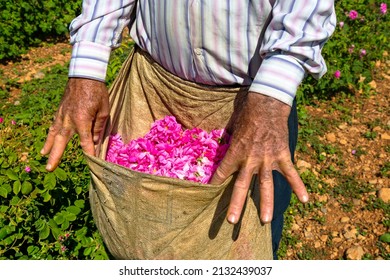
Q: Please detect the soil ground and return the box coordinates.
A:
[1,42,389,260]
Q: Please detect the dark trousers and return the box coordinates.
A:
[271,99,298,259]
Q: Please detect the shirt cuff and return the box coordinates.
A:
[249,54,306,106]
[68,41,111,82]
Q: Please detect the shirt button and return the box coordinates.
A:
[194,48,202,56]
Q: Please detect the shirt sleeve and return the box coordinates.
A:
[250,0,337,106]
[68,0,137,81]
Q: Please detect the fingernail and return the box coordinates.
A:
[262,214,272,224]
[40,149,44,155]
[227,214,236,224]
[46,164,52,171]
[302,194,309,203]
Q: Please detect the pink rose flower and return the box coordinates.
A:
[348,10,358,20]
[380,3,387,14]
[339,21,344,28]
[0,117,4,124]
[25,166,31,173]
[334,70,341,79]
[106,116,230,184]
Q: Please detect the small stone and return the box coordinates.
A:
[338,123,348,130]
[380,133,390,140]
[326,133,337,143]
[320,235,328,242]
[331,231,339,237]
[372,126,382,132]
[357,235,366,241]
[291,223,300,231]
[369,179,378,185]
[33,71,45,79]
[377,188,390,203]
[345,246,364,260]
[325,178,336,186]
[314,241,321,248]
[344,229,357,240]
[304,230,314,239]
[333,237,343,243]
[339,139,347,145]
[368,80,377,89]
[296,160,312,174]
[340,217,350,223]
[316,194,328,203]
[352,199,361,206]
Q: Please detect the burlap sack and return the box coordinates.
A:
[84,47,273,260]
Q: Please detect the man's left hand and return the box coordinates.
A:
[210,92,308,224]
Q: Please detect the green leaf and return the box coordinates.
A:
[48,219,60,238]
[54,167,67,181]
[27,245,39,256]
[64,212,77,222]
[0,227,8,240]
[21,181,33,195]
[74,200,85,209]
[75,186,82,195]
[42,192,51,202]
[43,173,56,190]
[379,233,390,244]
[10,196,20,205]
[53,213,65,225]
[6,170,19,181]
[13,180,22,195]
[0,205,8,213]
[0,186,8,198]
[66,205,81,215]
[83,247,93,256]
[39,223,50,240]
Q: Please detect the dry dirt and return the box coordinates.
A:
[0,42,389,260]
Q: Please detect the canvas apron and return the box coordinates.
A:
[84,47,273,259]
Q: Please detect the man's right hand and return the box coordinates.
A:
[41,78,109,171]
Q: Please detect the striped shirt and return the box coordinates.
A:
[68,0,336,105]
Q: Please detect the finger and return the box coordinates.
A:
[258,166,274,224]
[41,112,63,155]
[226,166,255,224]
[279,158,309,203]
[75,118,95,156]
[92,109,109,144]
[41,123,60,156]
[209,154,238,185]
[79,129,95,156]
[46,126,74,171]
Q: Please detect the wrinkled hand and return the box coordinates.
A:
[41,78,109,171]
[210,92,308,224]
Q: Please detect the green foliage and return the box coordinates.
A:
[0,1,81,60]
[0,64,109,259]
[106,39,135,85]
[297,0,389,104]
